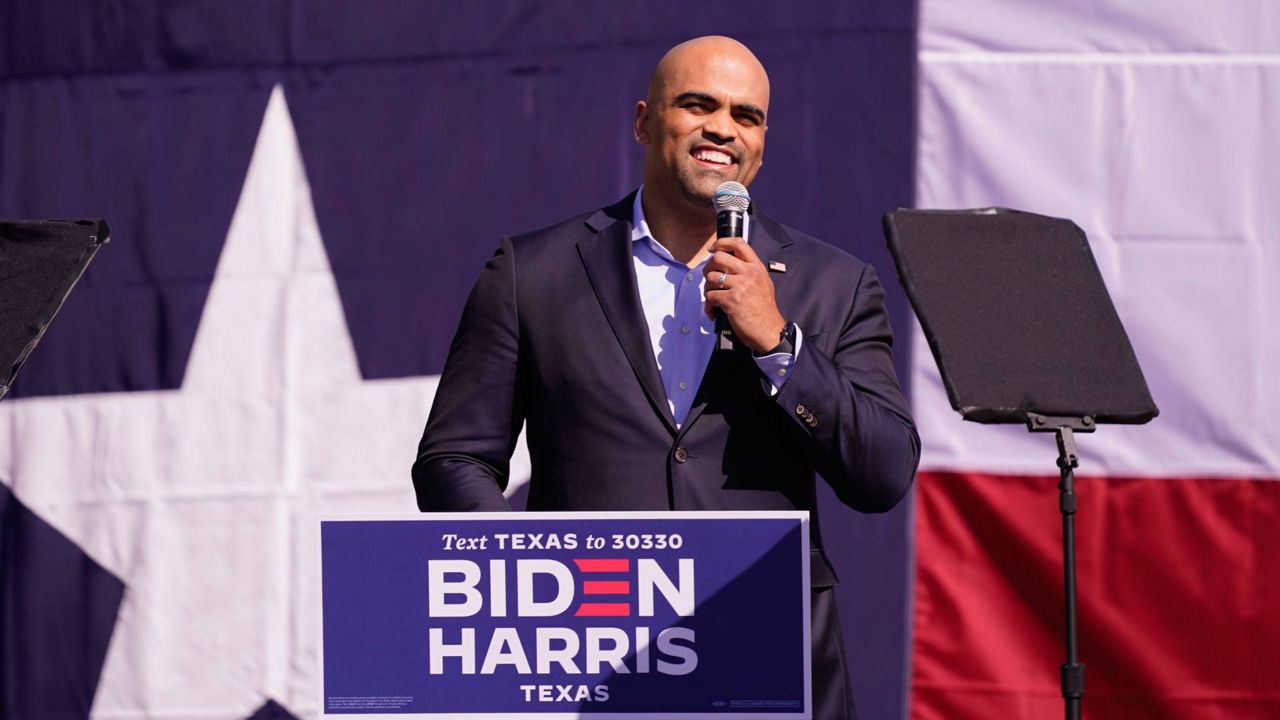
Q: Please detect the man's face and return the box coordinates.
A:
[636,48,769,209]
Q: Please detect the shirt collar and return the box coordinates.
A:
[631,185,749,262]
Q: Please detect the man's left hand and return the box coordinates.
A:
[703,236,786,354]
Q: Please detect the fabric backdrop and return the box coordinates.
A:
[0,3,916,718]
[3,1,1273,719]
[912,1,1280,718]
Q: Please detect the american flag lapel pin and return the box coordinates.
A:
[768,261,787,273]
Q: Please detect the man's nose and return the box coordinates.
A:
[701,108,737,144]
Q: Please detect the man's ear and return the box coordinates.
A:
[634,100,650,144]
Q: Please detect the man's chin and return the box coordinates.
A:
[679,173,737,205]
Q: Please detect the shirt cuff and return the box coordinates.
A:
[752,325,803,396]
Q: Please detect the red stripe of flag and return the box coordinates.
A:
[583,580,630,595]
[574,558,629,573]
[912,470,1280,720]
[575,603,631,617]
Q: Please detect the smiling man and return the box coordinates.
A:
[414,36,919,719]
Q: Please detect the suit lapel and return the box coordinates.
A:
[577,194,678,435]
[678,204,795,437]
[745,206,793,299]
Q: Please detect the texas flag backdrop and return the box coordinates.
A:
[911,3,1280,718]
[1,2,1276,719]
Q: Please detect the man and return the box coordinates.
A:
[413,36,919,719]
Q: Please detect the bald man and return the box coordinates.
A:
[415,36,919,719]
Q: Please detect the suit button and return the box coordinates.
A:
[795,404,807,415]
[674,447,689,463]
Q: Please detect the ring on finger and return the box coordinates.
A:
[716,271,728,288]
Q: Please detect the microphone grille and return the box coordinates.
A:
[713,182,751,213]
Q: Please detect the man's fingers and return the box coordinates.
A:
[704,290,721,319]
[701,237,784,353]
[703,252,749,281]
[712,236,762,264]
[703,286,732,318]
[711,236,747,254]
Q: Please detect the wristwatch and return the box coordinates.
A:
[757,321,796,356]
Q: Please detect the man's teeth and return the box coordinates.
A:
[694,150,732,165]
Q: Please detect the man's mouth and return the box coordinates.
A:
[691,147,735,167]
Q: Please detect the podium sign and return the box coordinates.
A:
[320,512,811,718]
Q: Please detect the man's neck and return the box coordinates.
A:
[640,185,717,267]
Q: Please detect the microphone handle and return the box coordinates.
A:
[716,209,745,239]
[713,210,744,350]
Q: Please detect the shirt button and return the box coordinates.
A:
[685,272,694,282]
[678,381,688,391]
[674,447,689,463]
[681,324,691,334]
[795,404,807,415]
[777,368,787,377]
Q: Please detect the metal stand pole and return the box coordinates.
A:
[1056,427,1085,720]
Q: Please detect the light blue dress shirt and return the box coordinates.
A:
[630,187,800,427]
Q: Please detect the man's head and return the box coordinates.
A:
[635,36,770,212]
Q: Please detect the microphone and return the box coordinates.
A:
[711,182,751,351]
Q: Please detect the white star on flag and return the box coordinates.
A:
[0,86,530,717]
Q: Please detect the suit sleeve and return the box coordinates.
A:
[774,264,920,512]
[411,238,524,512]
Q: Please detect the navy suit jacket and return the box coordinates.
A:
[413,192,920,718]
[413,190,919,573]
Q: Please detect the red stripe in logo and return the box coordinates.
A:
[574,558,629,573]
[583,580,630,595]
[575,603,631,617]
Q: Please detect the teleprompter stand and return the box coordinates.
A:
[883,208,1158,720]
[1029,413,1091,718]
[0,219,110,400]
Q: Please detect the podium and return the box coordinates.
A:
[319,512,813,718]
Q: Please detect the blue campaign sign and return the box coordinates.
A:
[319,512,811,718]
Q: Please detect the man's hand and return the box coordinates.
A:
[703,236,786,354]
